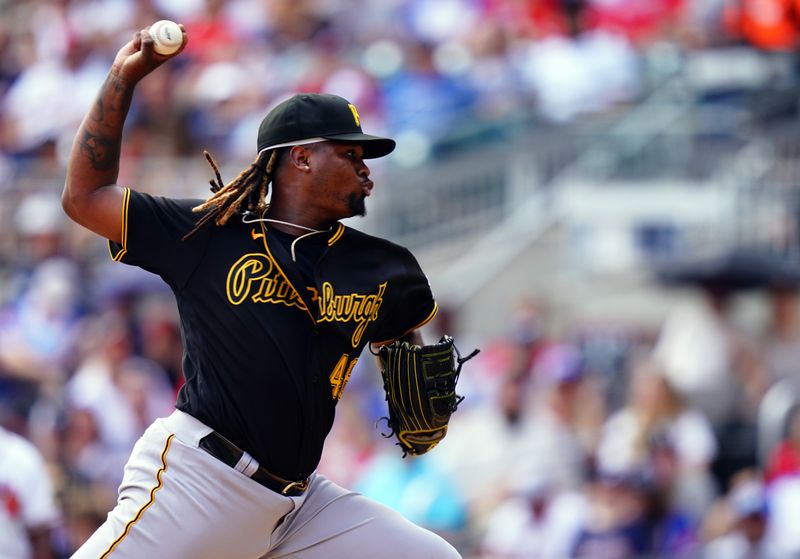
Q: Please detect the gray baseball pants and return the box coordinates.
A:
[71,409,460,558]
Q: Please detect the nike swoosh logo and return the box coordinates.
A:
[251,229,264,241]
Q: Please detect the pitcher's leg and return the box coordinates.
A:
[267,475,460,559]
[72,420,293,559]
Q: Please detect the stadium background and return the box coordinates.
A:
[3,0,800,557]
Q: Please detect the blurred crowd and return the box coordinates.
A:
[4,0,800,557]
[388,287,800,559]
[2,0,789,168]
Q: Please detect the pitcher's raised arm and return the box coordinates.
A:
[61,24,187,242]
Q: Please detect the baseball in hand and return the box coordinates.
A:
[149,20,183,55]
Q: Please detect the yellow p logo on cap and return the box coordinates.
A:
[347,104,360,127]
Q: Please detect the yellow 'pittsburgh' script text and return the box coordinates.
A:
[226,253,308,310]
[318,281,387,347]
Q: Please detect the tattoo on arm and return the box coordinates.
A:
[79,74,130,171]
[106,72,128,93]
[89,74,128,122]
[79,129,119,171]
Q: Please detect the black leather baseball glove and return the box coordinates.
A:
[378,335,479,457]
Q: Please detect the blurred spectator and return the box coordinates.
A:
[65,313,174,486]
[723,0,800,51]
[463,20,530,123]
[432,300,554,522]
[11,192,69,274]
[571,472,659,559]
[655,287,740,423]
[400,0,481,44]
[381,40,479,164]
[263,0,335,48]
[480,470,586,559]
[573,323,643,412]
[0,258,80,377]
[441,342,601,520]
[702,471,767,559]
[761,284,800,384]
[679,0,729,47]
[765,404,800,484]
[756,402,800,556]
[54,406,115,551]
[509,299,551,376]
[181,0,241,63]
[0,257,81,432]
[2,191,76,331]
[525,343,603,490]
[763,473,800,557]
[57,407,106,488]
[596,359,718,520]
[0,424,59,559]
[654,285,768,490]
[515,0,640,122]
[2,33,108,156]
[480,0,574,38]
[586,0,686,45]
[571,469,697,559]
[355,451,468,541]
[435,366,541,522]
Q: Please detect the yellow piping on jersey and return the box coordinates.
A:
[416,302,439,330]
[371,302,439,347]
[258,220,317,322]
[108,187,131,262]
[99,433,174,558]
[327,223,345,246]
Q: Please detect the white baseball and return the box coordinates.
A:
[149,20,183,55]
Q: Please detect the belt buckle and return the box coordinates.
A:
[281,478,309,495]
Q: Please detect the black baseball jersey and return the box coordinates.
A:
[109,189,438,480]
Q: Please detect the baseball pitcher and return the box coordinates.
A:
[63,23,476,559]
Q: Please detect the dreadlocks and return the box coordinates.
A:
[183,149,280,240]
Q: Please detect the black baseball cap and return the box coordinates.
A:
[256,93,396,159]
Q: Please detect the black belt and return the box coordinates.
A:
[198,431,309,496]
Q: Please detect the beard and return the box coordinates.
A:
[348,192,367,217]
